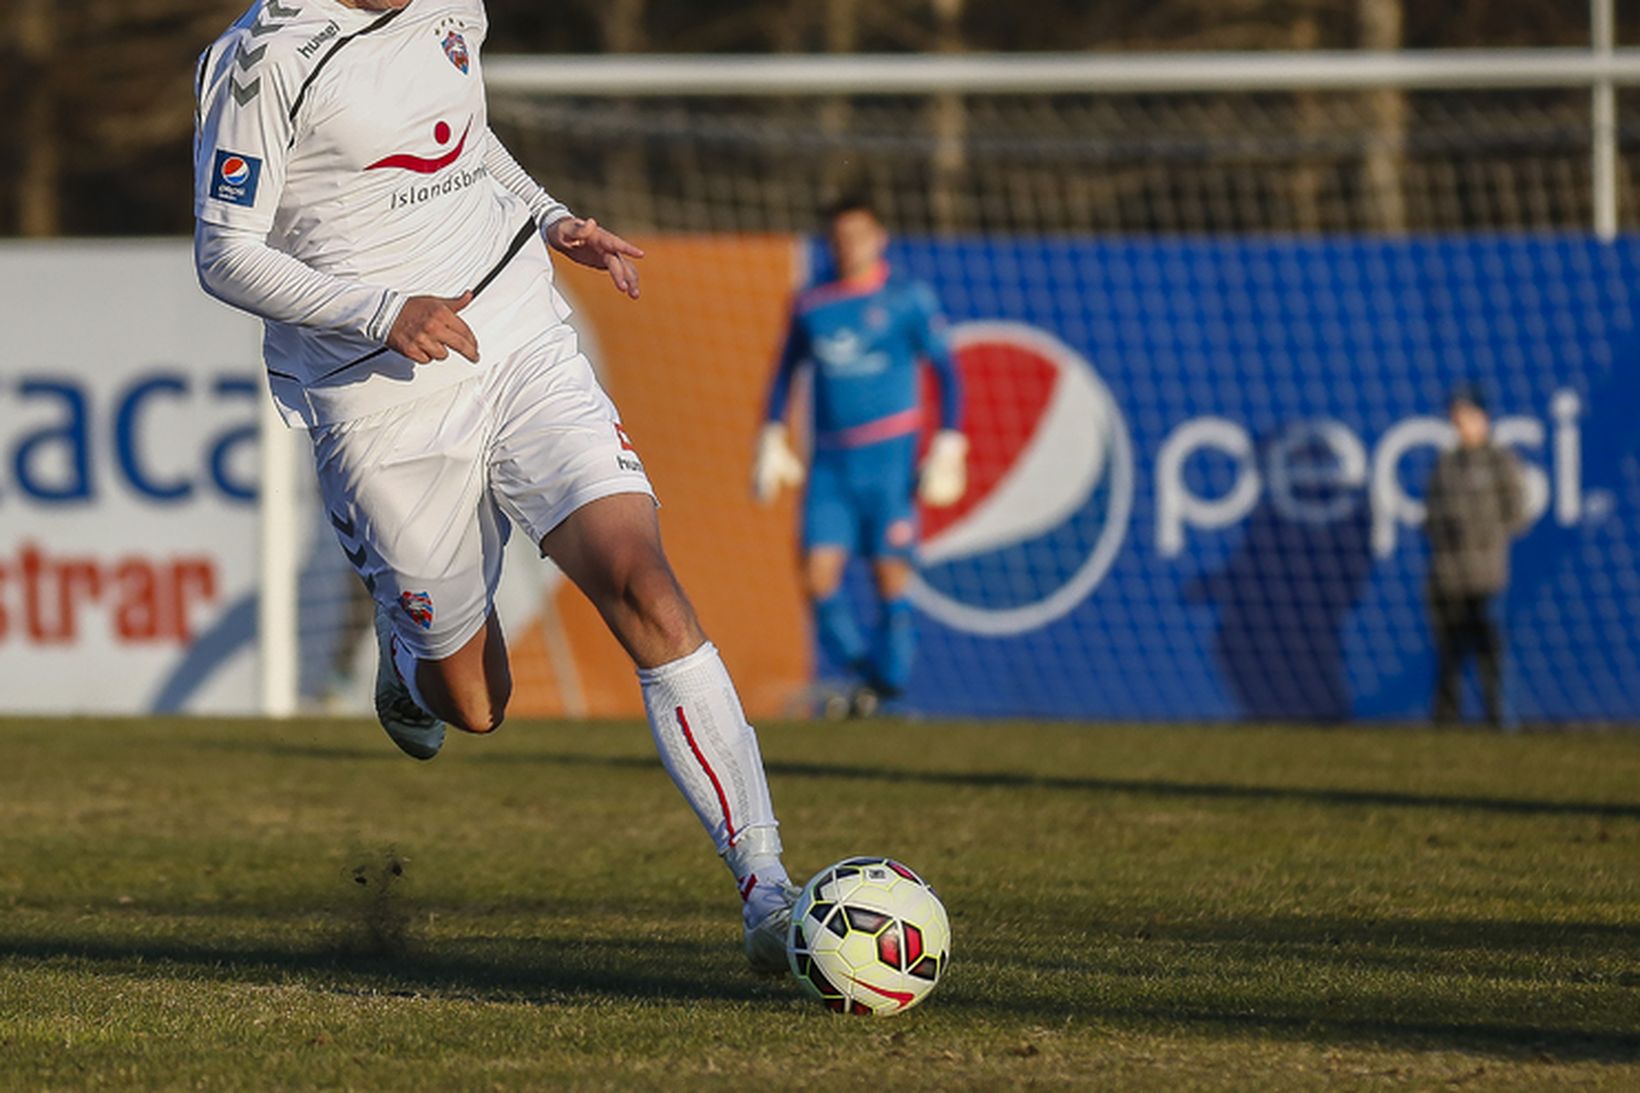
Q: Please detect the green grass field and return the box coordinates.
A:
[1,717,1637,1090]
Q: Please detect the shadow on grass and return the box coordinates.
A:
[449,750,1640,822]
[1001,916,1640,1003]
[1095,1007,1640,1065]
[198,738,1640,820]
[199,738,401,763]
[4,927,1637,1063]
[981,913,1640,1062]
[1143,915,1640,955]
[0,931,779,1008]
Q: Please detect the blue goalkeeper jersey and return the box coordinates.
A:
[764,262,962,450]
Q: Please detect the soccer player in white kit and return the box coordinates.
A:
[192,0,797,972]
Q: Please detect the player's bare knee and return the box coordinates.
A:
[448,693,507,735]
[422,659,509,735]
[873,559,913,599]
[474,708,508,735]
[804,561,844,601]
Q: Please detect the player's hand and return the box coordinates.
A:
[919,430,969,508]
[387,292,479,364]
[752,423,806,504]
[546,217,645,300]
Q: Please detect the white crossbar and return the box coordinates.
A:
[486,49,1640,97]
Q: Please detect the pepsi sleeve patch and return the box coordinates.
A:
[210,150,263,208]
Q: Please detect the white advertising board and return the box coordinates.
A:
[1,241,264,714]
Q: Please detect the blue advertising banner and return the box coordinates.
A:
[855,234,1640,722]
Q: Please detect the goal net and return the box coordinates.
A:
[289,71,1640,724]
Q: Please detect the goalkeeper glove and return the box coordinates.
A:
[919,430,969,508]
[752,423,806,504]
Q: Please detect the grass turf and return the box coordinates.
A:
[0,717,1636,1090]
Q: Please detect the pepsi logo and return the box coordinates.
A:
[220,157,251,185]
[912,322,1134,635]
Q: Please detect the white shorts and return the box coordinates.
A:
[310,321,655,660]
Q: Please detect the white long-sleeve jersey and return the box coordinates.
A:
[193,0,573,427]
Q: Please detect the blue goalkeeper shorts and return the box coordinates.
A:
[802,437,919,560]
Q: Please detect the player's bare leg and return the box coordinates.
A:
[804,547,849,603]
[544,493,797,972]
[375,607,511,758]
[415,612,513,735]
[873,557,913,600]
[542,493,705,667]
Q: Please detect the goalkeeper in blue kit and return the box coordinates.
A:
[755,198,967,716]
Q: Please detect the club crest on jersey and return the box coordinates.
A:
[442,30,470,73]
[400,591,435,630]
[210,149,261,207]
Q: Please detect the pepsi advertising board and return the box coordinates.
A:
[885,234,1640,722]
[3,234,1636,723]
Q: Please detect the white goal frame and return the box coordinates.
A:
[258,17,1634,714]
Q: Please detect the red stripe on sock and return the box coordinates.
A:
[676,706,737,846]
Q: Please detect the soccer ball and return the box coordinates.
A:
[786,857,951,1016]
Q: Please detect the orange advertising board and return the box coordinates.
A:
[506,235,812,719]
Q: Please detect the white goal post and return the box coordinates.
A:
[485,48,1640,96]
[485,46,1640,241]
[257,36,1638,717]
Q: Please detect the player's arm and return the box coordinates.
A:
[763,314,807,427]
[192,43,474,363]
[194,226,476,364]
[482,128,644,299]
[752,311,809,504]
[911,284,968,507]
[481,126,573,231]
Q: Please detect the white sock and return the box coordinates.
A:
[638,641,792,926]
[390,633,435,716]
